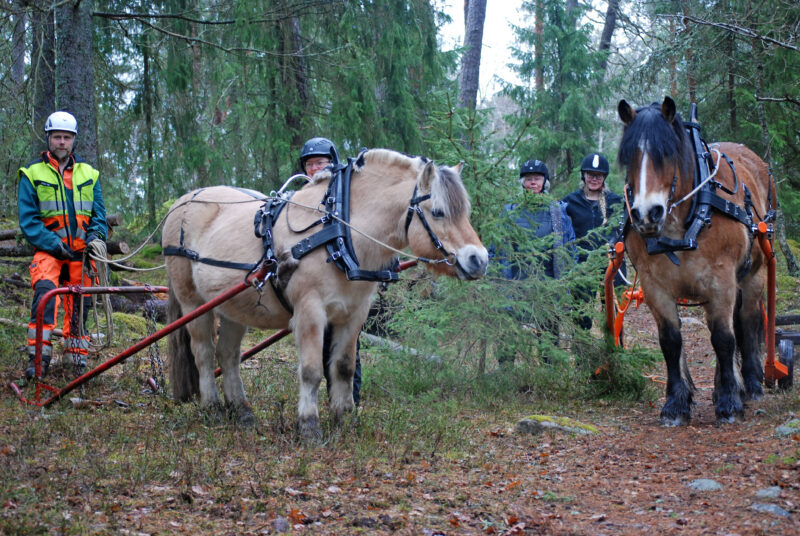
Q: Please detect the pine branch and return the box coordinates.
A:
[755,95,800,108]
[663,14,800,53]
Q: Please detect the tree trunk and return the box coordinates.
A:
[535,0,543,91]
[31,3,56,157]
[598,0,619,73]
[0,240,130,258]
[681,2,696,103]
[56,0,98,166]
[283,16,310,149]
[143,39,156,227]
[459,0,486,109]
[727,34,737,135]
[11,0,26,90]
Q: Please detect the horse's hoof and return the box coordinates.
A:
[201,403,226,426]
[660,415,690,427]
[298,417,322,444]
[228,404,257,427]
[715,415,738,425]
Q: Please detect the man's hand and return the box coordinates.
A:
[52,242,76,260]
[85,232,103,245]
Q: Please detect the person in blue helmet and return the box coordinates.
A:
[299,137,363,406]
[561,152,625,329]
[495,159,577,364]
[499,159,576,281]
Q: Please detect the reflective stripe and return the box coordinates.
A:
[63,352,87,365]
[27,344,53,357]
[74,228,86,240]
[39,201,61,211]
[75,201,94,212]
[27,328,53,341]
[54,228,67,238]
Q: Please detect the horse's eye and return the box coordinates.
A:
[431,208,445,219]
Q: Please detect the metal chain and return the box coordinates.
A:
[145,303,166,394]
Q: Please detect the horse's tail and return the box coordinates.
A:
[167,285,199,401]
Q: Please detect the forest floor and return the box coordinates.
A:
[0,268,798,534]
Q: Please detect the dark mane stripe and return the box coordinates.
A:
[618,103,690,175]
[434,165,470,220]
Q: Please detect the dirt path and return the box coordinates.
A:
[475,304,799,535]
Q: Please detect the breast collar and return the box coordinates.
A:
[289,158,400,282]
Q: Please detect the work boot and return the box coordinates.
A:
[24,356,49,380]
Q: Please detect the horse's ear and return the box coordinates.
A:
[661,96,676,123]
[618,100,636,126]
[419,160,437,193]
[452,162,464,175]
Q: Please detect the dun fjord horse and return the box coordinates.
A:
[617,97,774,425]
[163,149,488,439]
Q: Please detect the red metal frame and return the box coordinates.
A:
[603,223,788,384]
[11,259,421,406]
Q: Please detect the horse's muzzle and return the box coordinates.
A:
[455,245,489,280]
[630,203,666,237]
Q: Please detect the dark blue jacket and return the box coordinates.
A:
[496,199,577,280]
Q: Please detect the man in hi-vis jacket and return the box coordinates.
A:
[18,111,107,380]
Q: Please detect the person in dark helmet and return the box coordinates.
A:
[494,159,577,364]
[561,152,625,329]
[499,159,576,280]
[299,137,340,177]
[17,111,108,380]
[298,137,363,406]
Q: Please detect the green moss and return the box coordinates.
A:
[111,312,148,339]
[521,414,599,434]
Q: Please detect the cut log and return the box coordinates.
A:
[0,240,129,258]
[0,230,21,241]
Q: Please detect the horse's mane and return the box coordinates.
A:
[618,103,691,177]
[356,148,471,220]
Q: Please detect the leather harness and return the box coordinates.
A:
[615,105,774,273]
[163,153,455,314]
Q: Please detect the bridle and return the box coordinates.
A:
[404,186,457,266]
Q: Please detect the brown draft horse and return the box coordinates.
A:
[163,149,488,440]
[617,97,774,425]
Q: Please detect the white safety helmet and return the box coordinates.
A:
[44,111,78,135]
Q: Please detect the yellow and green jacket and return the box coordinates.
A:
[18,152,107,254]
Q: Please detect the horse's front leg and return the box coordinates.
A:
[735,278,766,401]
[187,313,225,422]
[292,305,326,442]
[649,295,693,426]
[216,316,253,425]
[708,313,745,423]
[657,317,694,426]
[326,323,360,423]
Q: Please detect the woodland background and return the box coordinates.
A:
[0,3,799,533]
[1,0,799,375]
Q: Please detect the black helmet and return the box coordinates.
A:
[580,152,609,176]
[299,137,339,172]
[519,159,549,182]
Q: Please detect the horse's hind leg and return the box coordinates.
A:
[216,316,254,426]
[735,284,765,401]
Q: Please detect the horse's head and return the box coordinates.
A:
[618,96,691,237]
[408,159,489,280]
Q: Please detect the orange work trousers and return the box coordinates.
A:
[27,250,94,365]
